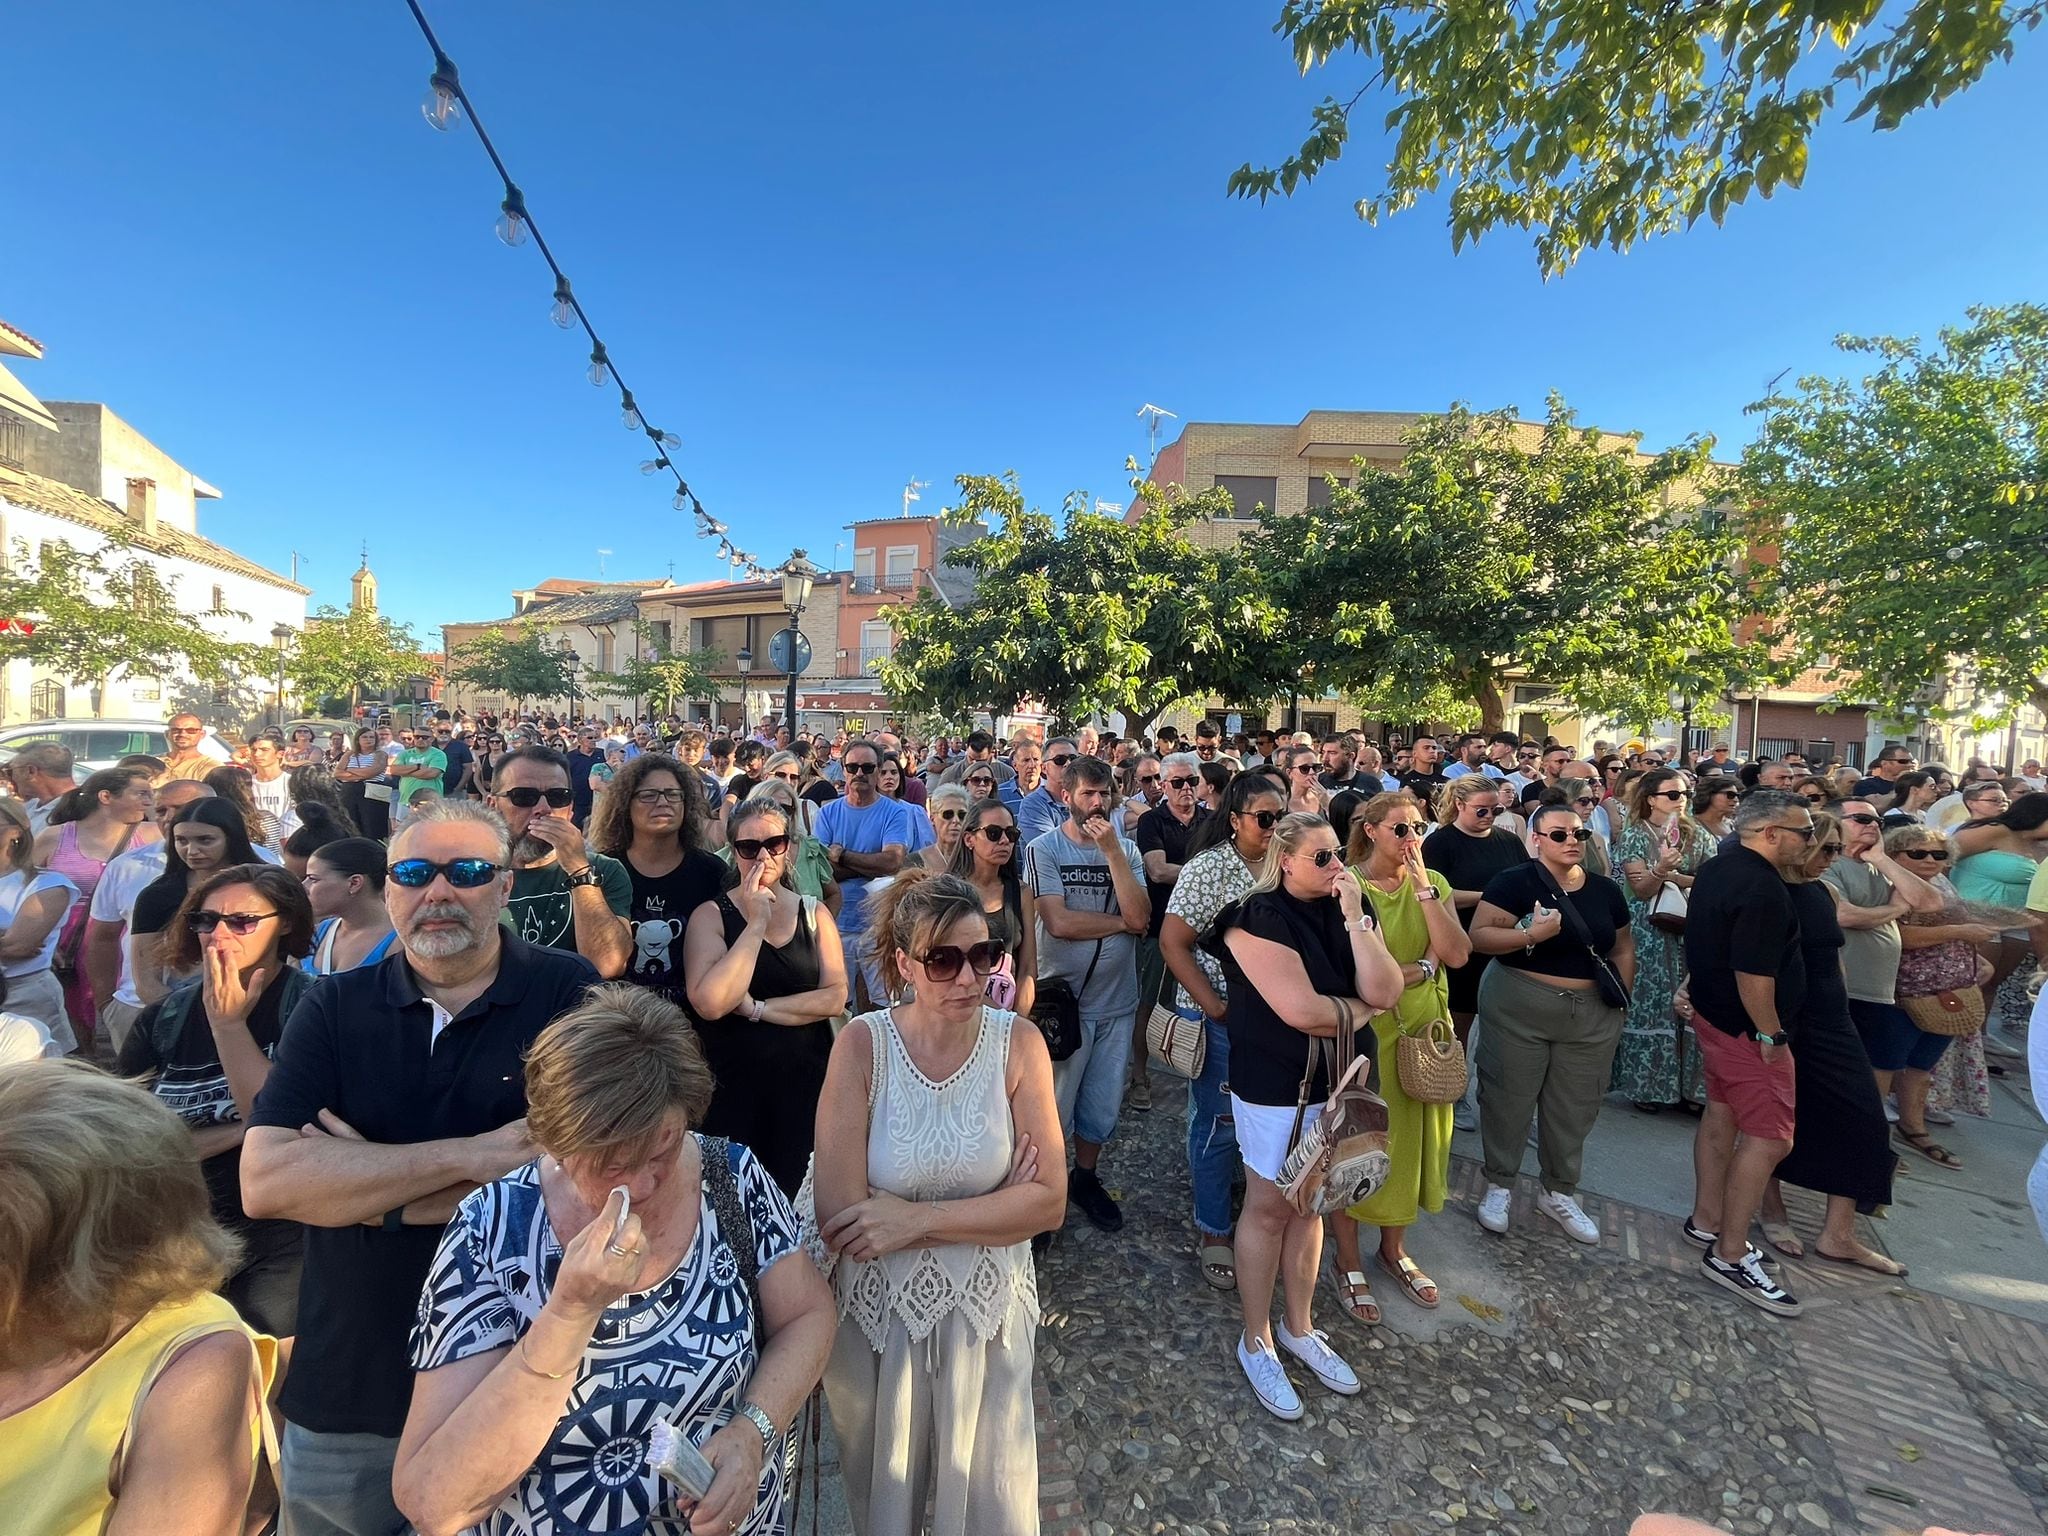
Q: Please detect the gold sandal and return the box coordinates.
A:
[1378,1252,1440,1309]
[1336,1269,1381,1326]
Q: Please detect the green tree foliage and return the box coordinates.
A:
[880,473,1284,736]
[1240,401,1769,731]
[1230,0,2041,275]
[289,605,424,715]
[0,538,269,703]
[582,624,726,718]
[1740,303,2048,721]
[448,626,577,712]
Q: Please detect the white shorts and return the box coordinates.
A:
[1231,1093,1302,1183]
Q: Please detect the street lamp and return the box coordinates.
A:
[559,637,581,722]
[735,645,753,736]
[269,623,294,732]
[778,552,821,737]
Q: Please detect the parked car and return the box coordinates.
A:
[0,718,229,775]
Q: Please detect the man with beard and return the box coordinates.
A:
[241,799,598,1535]
[489,746,633,978]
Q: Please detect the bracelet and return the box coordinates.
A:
[515,1334,570,1380]
[748,997,766,1023]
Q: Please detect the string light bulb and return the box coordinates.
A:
[640,457,669,475]
[654,430,680,450]
[422,50,461,131]
[621,392,644,432]
[494,185,529,247]
[550,276,575,329]
[586,344,609,387]
[673,488,690,511]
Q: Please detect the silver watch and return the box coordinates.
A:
[736,1401,778,1457]
[1417,957,1439,982]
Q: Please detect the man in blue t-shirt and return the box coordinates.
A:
[1017,737,1078,846]
[815,738,914,1008]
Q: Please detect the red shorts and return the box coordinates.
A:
[1691,1013,1796,1142]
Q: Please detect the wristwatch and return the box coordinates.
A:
[565,866,602,889]
[1417,957,1439,982]
[1344,914,1376,933]
[735,1401,778,1457]
[1752,1029,1784,1046]
[1415,885,1441,903]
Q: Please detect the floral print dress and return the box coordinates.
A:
[1608,817,1718,1106]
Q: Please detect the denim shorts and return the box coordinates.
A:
[1850,998,1953,1073]
[1052,1010,1138,1146]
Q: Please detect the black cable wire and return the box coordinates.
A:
[400,0,780,583]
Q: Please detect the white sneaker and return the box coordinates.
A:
[1276,1321,1361,1395]
[1537,1189,1600,1244]
[1883,1097,1900,1124]
[1453,1099,1479,1132]
[1476,1184,1513,1234]
[1237,1333,1303,1420]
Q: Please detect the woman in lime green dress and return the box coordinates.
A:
[1328,792,1470,1323]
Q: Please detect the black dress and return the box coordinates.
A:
[1773,881,1894,1209]
[696,893,834,1195]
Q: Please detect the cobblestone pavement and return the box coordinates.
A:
[1030,1070,2048,1536]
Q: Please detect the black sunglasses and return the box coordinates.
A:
[1468,804,1499,818]
[1540,828,1595,844]
[1898,848,1950,862]
[188,909,278,935]
[732,834,791,859]
[918,939,1007,982]
[1841,812,1880,825]
[977,824,1019,842]
[1307,847,1340,867]
[499,786,574,809]
[389,857,503,889]
[1234,809,1280,829]
[1138,773,1161,784]
[937,809,964,822]
[1047,753,1076,766]
[1166,775,1200,790]
[843,761,877,775]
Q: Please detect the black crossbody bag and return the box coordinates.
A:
[1533,863,1630,1010]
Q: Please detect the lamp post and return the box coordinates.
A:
[778,553,821,737]
[270,623,294,732]
[559,638,581,723]
[735,645,754,735]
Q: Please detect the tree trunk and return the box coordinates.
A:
[1475,673,1507,733]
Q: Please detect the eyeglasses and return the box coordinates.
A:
[1195,744,1217,755]
[967,775,995,787]
[1717,788,1739,799]
[498,786,574,809]
[1047,753,1076,766]
[1468,805,1499,818]
[1650,789,1684,801]
[1381,822,1428,839]
[773,771,801,782]
[1841,812,1880,825]
[1517,750,1539,760]
[843,761,877,775]
[1306,848,1340,867]
[1767,823,1818,841]
[1234,809,1280,829]
[1573,796,1597,808]
[389,857,503,889]
[1166,775,1200,790]
[632,789,686,805]
[1540,828,1595,844]
[1818,843,1844,856]
[1291,762,1319,775]
[1138,773,1161,784]
[188,909,278,935]
[937,809,964,822]
[1897,848,1950,862]
[917,939,1007,981]
[732,834,791,859]
[976,824,1019,842]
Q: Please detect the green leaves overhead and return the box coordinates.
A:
[880,473,1285,733]
[447,625,579,711]
[289,605,425,714]
[1229,0,2042,274]
[1238,400,1770,730]
[1739,302,2048,721]
[583,623,725,716]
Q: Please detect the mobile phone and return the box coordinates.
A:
[648,1420,717,1500]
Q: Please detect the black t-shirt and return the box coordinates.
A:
[439,736,473,795]
[1788,881,1847,1030]
[1211,889,1365,1107]
[1853,775,1897,801]
[1478,861,1630,979]
[1684,844,1805,1038]
[247,935,599,1436]
[566,750,600,818]
[1133,804,1205,938]
[119,976,290,1226]
[1319,769,1379,796]
[1423,826,1529,930]
[727,770,763,807]
[131,875,188,938]
[621,848,727,1009]
[1398,770,1448,803]
[801,777,839,807]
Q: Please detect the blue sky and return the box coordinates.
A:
[7,3,2045,638]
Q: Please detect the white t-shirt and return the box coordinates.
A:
[0,869,78,977]
[249,771,292,824]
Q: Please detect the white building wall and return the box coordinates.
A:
[0,492,306,728]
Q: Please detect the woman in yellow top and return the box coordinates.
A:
[1328,793,1470,1323]
[0,1060,277,1536]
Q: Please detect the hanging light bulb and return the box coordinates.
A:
[586,344,610,387]
[494,185,529,247]
[673,488,690,511]
[621,391,643,432]
[422,51,461,131]
[550,276,575,329]
[655,430,681,450]
[640,457,669,475]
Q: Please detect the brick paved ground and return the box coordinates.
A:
[1030,1072,2048,1536]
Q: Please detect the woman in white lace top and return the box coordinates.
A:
[809,868,1065,1536]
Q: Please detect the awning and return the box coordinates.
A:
[0,362,57,433]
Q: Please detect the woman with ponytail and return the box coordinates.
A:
[34,766,156,1049]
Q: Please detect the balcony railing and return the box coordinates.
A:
[839,647,894,677]
[848,571,918,596]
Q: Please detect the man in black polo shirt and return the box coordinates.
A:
[1853,745,1917,810]
[1682,787,1811,1319]
[1129,750,1206,1111]
[243,798,597,1536]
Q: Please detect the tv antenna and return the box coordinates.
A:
[902,478,931,517]
[596,548,613,579]
[1136,403,1177,466]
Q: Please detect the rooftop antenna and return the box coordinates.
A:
[597,547,612,579]
[1136,403,1177,467]
[903,478,930,518]
[290,550,309,584]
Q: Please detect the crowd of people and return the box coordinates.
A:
[0,704,2042,1535]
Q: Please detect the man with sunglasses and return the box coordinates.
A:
[937,729,1015,794]
[1017,737,1080,848]
[489,747,633,979]
[1125,753,1165,814]
[1030,752,1150,1231]
[242,799,600,1536]
[1682,789,1815,1317]
[816,738,915,1007]
[389,727,449,829]
[1128,752,1208,1111]
[1821,799,1943,1090]
[1852,746,1918,809]
[565,727,604,826]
